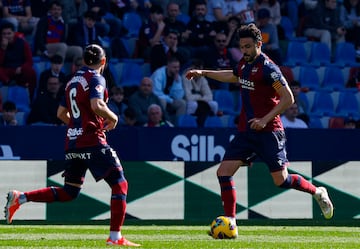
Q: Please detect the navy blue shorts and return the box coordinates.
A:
[62,144,123,184]
[223,130,289,172]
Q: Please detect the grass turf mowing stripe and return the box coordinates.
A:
[0,225,359,249]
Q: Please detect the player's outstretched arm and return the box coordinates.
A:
[186,69,238,83]
[91,98,118,131]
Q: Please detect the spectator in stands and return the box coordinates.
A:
[201,31,237,89]
[303,0,346,51]
[107,86,128,126]
[344,117,357,129]
[136,4,166,60]
[144,103,174,127]
[225,16,243,62]
[150,27,183,73]
[61,0,88,27]
[205,0,232,29]
[85,0,124,38]
[182,58,218,127]
[65,56,83,82]
[153,0,189,15]
[281,102,308,128]
[289,80,309,125]
[254,0,282,25]
[151,56,186,124]
[1,0,37,34]
[0,100,17,126]
[27,75,63,125]
[0,22,36,99]
[186,0,216,53]
[123,106,139,126]
[228,0,251,18]
[256,8,282,65]
[340,0,360,55]
[164,2,189,45]
[37,54,66,97]
[33,0,83,62]
[67,10,104,49]
[128,76,167,126]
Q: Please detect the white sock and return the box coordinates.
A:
[18,193,27,205]
[110,231,122,241]
[315,188,322,196]
[227,216,237,225]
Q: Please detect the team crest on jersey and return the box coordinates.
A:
[251,67,258,73]
[270,71,281,81]
[95,84,104,93]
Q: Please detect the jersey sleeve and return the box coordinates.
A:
[89,74,106,100]
[264,63,287,91]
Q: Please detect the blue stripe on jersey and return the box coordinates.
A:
[241,64,254,122]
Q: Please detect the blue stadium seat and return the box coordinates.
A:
[308,117,324,128]
[176,13,191,25]
[334,42,360,67]
[6,86,31,113]
[309,42,331,67]
[119,62,144,87]
[213,90,237,115]
[298,66,321,91]
[204,116,223,127]
[108,62,124,86]
[177,114,197,127]
[280,16,307,41]
[122,12,143,37]
[321,66,346,92]
[335,91,360,119]
[310,91,336,117]
[284,41,308,67]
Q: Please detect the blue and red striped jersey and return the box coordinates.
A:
[233,53,287,132]
[60,66,109,150]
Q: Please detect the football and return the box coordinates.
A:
[209,216,238,239]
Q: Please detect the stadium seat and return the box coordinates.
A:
[321,66,346,91]
[335,91,360,119]
[108,62,124,86]
[310,91,336,117]
[119,62,144,87]
[122,12,143,37]
[204,116,223,127]
[176,13,191,25]
[284,41,308,67]
[6,86,31,113]
[308,117,324,128]
[280,16,307,41]
[177,114,197,127]
[309,42,331,67]
[334,42,360,67]
[213,90,237,115]
[298,66,321,91]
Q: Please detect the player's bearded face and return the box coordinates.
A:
[240,38,259,63]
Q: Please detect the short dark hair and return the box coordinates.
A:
[50,54,64,64]
[0,22,15,32]
[3,101,17,112]
[83,44,105,66]
[150,4,164,14]
[237,23,262,43]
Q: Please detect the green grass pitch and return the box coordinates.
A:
[0,224,359,249]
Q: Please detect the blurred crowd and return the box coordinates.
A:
[0,0,359,128]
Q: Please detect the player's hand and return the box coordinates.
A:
[185,70,203,80]
[248,118,267,130]
[103,117,118,131]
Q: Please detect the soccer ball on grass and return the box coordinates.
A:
[209,216,238,239]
